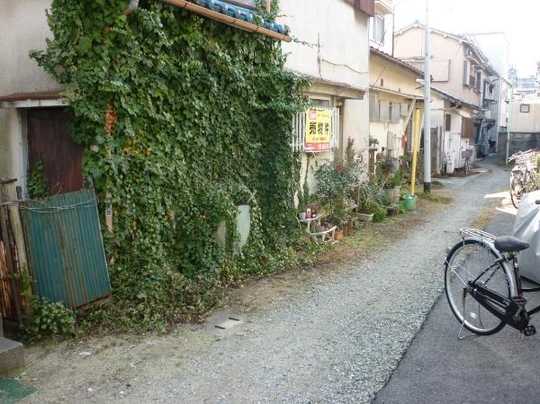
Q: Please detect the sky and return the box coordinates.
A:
[394,0,540,77]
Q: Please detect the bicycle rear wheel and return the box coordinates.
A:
[445,239,512,335]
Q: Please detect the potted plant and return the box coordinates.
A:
[385,169,402,205]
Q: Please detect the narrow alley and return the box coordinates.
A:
[16,161,515,403]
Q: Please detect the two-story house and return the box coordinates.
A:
[279,0,374,193]
[368,5,461,175]
[394,23,503,169]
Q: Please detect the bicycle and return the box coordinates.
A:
[509,150,538,209]
[444,227,540,338]
[462,149,473,177]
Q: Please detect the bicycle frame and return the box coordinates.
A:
[467,254,540,332]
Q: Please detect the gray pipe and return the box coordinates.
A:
[124,0,139,15]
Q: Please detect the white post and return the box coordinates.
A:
[423,0,432,193]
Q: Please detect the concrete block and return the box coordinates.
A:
[0,337,24,374]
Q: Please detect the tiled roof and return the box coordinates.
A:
[193,0,289,35]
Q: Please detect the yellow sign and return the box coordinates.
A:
[305,108,332,152]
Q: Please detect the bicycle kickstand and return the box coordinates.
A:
[457,289,469,341]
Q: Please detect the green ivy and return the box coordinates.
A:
[24,298,75,341]
[28,161,48,200]
[32,0,307,331]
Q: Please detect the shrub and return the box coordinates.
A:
[25,298,75,341]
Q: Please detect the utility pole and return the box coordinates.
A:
[423,0,432,193]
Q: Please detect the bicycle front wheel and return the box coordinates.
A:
[445,239,512,335]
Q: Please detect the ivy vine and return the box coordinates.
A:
[32,0,308,331]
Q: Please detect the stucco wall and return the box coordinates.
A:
[369,53,422,158]
[0,109,27,196]
[279,0,369,90]
[280,0,370,200]
[370,53,422,97]
[0,1,57,193]
[0,0,58,95]
[510,101,540,133]
[394,28,483,107]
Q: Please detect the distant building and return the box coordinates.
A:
[510,64,540,99]
[394,23,504,158]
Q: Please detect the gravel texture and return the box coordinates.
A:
[20,162,508,403]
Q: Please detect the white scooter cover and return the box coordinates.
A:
[513,190,540,284]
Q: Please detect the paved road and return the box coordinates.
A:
[21,162,509,403]
[375,183,540,404]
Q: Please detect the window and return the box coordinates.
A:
[370,15,385,44]
[379,100,390,122]
[475,71,482,92]
[390,102,400,123]
[369,93,380,121]
[520,104,531,113]
[310,98,331,107]
[463,60,470,86]
[400,103,409,117]
[445,114,452,131]
[469,65,476,89]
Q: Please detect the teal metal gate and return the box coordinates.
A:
[20,190,111,308]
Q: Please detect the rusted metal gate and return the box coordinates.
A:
[20,190,111,308]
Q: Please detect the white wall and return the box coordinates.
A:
[510,100,540,133]
[0,109,27,197]
[280,0,370,198]
[279,0,369,91]
[0,0,58,95]
[0,1,58,195]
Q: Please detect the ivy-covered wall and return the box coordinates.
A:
[32,0,307,330]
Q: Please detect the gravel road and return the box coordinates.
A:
[21,162,508,403]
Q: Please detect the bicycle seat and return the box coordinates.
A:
[494,236,530,253]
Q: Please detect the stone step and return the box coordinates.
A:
[0,337,24,375]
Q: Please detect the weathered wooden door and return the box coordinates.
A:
[27,108,84,195]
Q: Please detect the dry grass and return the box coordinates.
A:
[416,191,453,205]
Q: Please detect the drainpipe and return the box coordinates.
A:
[124,0,140,15]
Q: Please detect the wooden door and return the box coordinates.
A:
[27,108,84,195]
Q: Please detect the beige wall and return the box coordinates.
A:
[0,0,59,95]
[394,27,484,108]
[369,53,422,158]
[510,101,540,133]
[370,53,423,97]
